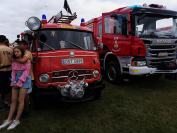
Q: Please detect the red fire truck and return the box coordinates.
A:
[22,11,104,101]
[83,4,177,83]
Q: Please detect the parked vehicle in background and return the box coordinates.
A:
[20,11,104,101]
[83,4,177,83]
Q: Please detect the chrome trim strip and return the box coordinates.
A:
[38,55,97,58]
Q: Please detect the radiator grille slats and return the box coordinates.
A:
[145,39,177,69]
[51,69,93,83]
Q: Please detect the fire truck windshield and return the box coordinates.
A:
[135,14,177,38]
[38,29,96,51]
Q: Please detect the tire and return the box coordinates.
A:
[105,61,122,84]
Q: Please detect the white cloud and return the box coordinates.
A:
[0,0,177,42]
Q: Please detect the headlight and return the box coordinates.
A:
[26,17,41,31]
[93,70,99,78]
[39,74,50,83]
[131,60,146,67]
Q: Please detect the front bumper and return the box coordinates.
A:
[87,80,105,90]
[61,80,105,102]
[129,66,177,75]
[34,80,105,102]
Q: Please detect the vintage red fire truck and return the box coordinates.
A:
[21,12,104,101]
[83,4,177,83]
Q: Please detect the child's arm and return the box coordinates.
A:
[16,61,31,87]
[15,51,32,64]
[10,62,17,86]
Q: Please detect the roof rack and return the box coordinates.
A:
[48,11,77,24]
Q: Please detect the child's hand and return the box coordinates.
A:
[16,80,23,88]
[13,85,19,89]
[10,81,16,87]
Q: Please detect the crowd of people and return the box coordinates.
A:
[0,35,33,130]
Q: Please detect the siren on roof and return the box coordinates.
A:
[81,18,85,23]
[42,14,47,24]
[80,18,85,26]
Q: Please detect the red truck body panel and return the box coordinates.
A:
[83,4,177,83]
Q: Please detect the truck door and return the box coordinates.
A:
[102,13,131,56]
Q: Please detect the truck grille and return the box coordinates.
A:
[145,39,177,70]
[51,69,93,83]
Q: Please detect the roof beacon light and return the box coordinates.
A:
[148,4,165,9]
[128,5,143,9]
[80,18,85,26]
[42,14,47,20]
[42,14,47,24]
[81,18,85,23]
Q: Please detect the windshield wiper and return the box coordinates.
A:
[65,40,86,50]
[38,40,55,50]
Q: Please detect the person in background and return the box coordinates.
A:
[4,38,10,47]
[0,46,32,130]
[0,35,13,111]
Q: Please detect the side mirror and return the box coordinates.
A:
[96,36,103,49]
[97,42,103,49]
[93,46,97,51]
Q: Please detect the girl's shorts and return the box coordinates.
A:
[15,71,32,90]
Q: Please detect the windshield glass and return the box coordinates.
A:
[38,29,96,51]
[135,14,177,38]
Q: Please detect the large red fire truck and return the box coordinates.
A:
[83,4,177,83]
[21,11,104,101]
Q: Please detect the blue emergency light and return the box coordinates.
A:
[42,14,47,24]
[81,18,85,23]
[42,14,47,20]
[128,5,143,9]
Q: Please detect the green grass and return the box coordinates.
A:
[1,78,177,133]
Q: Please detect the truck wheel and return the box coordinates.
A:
[106,61,122,83]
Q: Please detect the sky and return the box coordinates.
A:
[0,0,177,42]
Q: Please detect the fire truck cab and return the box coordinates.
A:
[22,11,104,101]
[83,4,177,83]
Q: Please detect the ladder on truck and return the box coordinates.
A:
[48,11,77,24]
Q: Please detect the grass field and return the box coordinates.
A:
[1,77,177,133]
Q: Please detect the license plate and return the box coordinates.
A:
[158,52,168,57]
[62,58,84,65]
